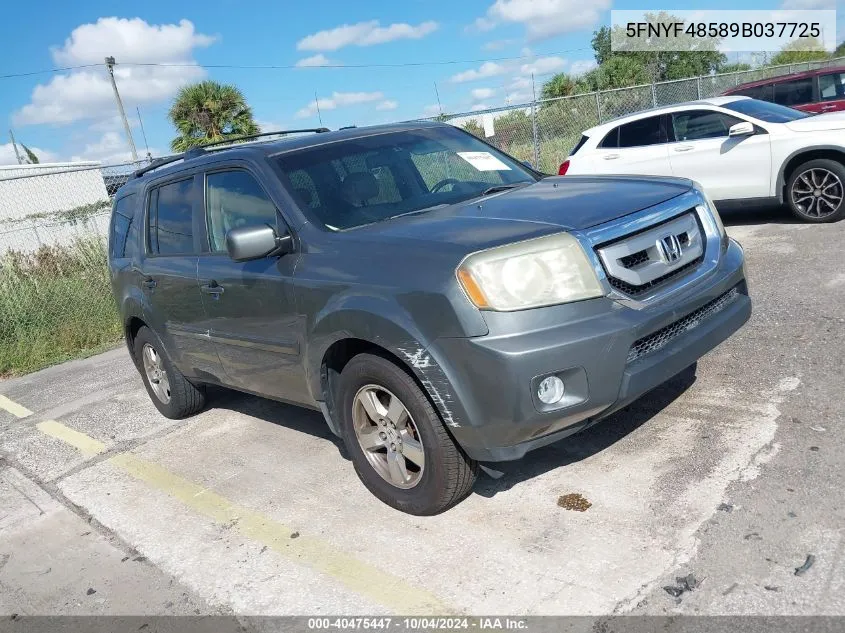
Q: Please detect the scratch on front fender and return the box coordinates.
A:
[397,345,459,428]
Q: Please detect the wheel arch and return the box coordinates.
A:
[776,146,845,202]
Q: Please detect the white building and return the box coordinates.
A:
[0,162,112,255]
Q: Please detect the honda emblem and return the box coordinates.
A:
[657,234,683,263]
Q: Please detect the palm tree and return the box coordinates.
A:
[168,81,260,152]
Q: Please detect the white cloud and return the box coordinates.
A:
[505,92,532,104]
[520,56,567,75]
[471,103,492,112]
[450,61,508,83]
[375,100,398,111]
[296,91,384,118]
[423,104,443,117]
[482,39,515,51]
[508,76,532,91]
[468,17,497,33]
[296,53,334,67]
[476,0,611,40]
[779,0,834,7]
[0,143,59,166]
[257,120,287,133]
[297,20,438,52]
[52,17,215,65]
[69,131,160,164]
[569,59,598,76]
[13,18,214,127]
[471,87,496,100]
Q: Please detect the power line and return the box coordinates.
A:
[0,63,102,79]
[0,48,593,79]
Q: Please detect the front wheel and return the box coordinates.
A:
[786,159,845,223]
[336,353,477,515]
[134,326,206,419]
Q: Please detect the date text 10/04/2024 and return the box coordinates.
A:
[307,618,529,630]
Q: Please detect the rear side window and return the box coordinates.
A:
[819,72,845,101]
[733,84,774,102]
[148,178,195,255]
[671,110,743,141]
[773,78,813,107]
[569,135,589,155]
[601,115,666,148]
[110,193,137,259]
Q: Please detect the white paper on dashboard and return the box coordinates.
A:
[456,151,511,171]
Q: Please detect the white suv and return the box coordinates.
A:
[561,96,845,223]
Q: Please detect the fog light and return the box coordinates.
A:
[537,376,565,405]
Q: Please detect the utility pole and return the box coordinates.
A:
[530,73,539,168]
[314,92,323,126]
[8,129,23,165]
[105,56,138,161]
[136,107,153,161]
[434,82,443,117]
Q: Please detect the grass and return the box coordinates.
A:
[0,238,122,376]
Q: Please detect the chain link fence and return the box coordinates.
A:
[437,57,845,174]
[0,160,149,374]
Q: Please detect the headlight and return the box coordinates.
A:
[694,185,728,250]
[456,233,604,311]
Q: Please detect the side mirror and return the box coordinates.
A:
[728,122,754,137]
[225,225,293,262]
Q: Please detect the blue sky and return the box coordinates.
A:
[0,0,840,165]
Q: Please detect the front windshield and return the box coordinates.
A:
[274,126,537,230]
[722,98,810,123]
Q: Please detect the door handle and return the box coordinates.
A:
[201,281,225,297]
[603,154,620,160]
[142,277,157,289]
[674,145,694,152]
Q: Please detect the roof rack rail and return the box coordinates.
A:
[134,155,184,178]
[134,128,330,179]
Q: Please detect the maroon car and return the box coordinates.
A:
[723,67,845,114]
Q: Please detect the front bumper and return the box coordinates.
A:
[426,239,750,462]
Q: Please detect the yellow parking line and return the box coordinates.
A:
[0,395,33,419]
[35,419,450,615]
[36,420,107,457]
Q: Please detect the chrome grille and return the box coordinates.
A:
[596,212,704,298]
[627,287,740,363]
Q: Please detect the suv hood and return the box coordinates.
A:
[784,111,845,132]
[350,175,692,253]
[450,174,691,230]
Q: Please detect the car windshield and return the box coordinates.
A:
[273,126,537,230]
[722,98,811,123]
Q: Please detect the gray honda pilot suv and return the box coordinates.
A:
[109,122,750,515]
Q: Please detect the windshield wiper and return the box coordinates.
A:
[480,183,528,196]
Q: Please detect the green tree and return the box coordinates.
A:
[835,40,845,57]
[21,144,39,164]
[770,37,830,66]
[576,56,651,92]
[717,62,752,74]
[589,14,726,84]
[168,81,259,152]
[461,119,484,138]
[541,73,579,99]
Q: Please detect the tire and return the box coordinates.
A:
[133,326,206,419]
[336,353,477,515]
[785,159,845,223]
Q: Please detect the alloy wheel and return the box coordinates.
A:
[352,384,425,489]
[142,343,171,404]
[791,168,843,219]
